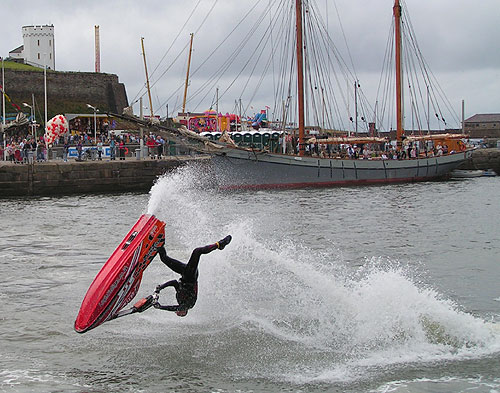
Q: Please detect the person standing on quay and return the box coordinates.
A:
[119,140,126,160]
[77,140,83,161]
[110,138,116,160]
[97,140,103,160]
[63,140,69,162]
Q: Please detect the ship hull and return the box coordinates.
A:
[211,148,472,189]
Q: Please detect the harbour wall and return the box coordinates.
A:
[0,156,209,197]
[3,69,128,118]
[1,149,497,198]
[460,148,500,173]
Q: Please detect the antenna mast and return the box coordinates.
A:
[95,25,100,73]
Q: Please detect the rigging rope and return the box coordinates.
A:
[157,0,268,114]
[131,0,220,112]
[375,0,460,134]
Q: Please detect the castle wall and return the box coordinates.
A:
[3,69,128,118]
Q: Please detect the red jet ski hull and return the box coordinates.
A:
[75,214,165,333]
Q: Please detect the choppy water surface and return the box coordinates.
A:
[1,166,499,393]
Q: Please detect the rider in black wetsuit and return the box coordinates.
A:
[154,235,232,317]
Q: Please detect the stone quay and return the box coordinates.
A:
[460,148,500,173]
[0,156,210,197]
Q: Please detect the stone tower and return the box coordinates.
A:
[22,25,55,70]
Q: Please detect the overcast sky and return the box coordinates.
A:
[1,0,499,129]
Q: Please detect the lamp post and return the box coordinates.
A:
[2,57,6,161]
[22,102,33,121]
[86,104,98,144]
[44,62,48,160]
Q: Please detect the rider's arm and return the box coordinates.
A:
[156,279,179,292]
[154,303,181,312]
[154,280,181,311]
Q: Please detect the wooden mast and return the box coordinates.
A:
[295,0,305,156]
[182,33,194,114]
[394,0,404,147]
[141,37,154,120]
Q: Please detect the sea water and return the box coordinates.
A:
[0,165,499,393]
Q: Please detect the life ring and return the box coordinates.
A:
[125,147,129,155]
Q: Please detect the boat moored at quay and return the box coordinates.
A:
[205,0,471,189]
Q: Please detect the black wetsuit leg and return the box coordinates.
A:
[157,247,186,275]
[182,244,218,282]
[156,244,219,312]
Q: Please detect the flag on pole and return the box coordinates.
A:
[0,85,21,111]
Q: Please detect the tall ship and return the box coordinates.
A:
[115,0,471,190]
[205,0,471,189]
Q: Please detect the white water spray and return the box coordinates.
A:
[142,166,500,383]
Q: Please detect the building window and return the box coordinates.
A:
[50,53,52,59]
[38,53,40,60]
[38,40,40,46]
[49,40,52,47]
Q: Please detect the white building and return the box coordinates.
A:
[8,25,55,70]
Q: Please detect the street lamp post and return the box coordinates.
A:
[2,57,6,161]
[86,104,98,144]
[22,102,33,121]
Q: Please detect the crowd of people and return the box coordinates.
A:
[0,130,174,163]
[275,133,451,160]
[2,135,46,163]
[1,123,457,164]
[301,141,451,160]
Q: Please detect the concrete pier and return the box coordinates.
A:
[0,156,210,197]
